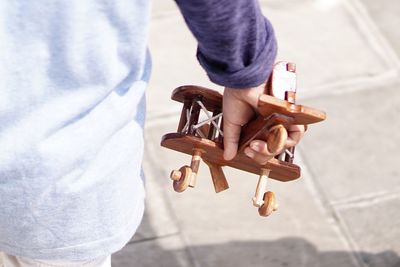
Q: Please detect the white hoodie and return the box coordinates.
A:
[0,0,151,260]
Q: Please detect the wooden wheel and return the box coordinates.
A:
[258,191,277,217]
[170,166,192,193]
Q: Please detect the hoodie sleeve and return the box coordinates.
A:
[175,0,277,89]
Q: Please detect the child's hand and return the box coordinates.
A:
[223,86,305,163]
[242,125,305,164]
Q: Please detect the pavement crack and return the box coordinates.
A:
[128,232,180,245]
[332,190,400,210]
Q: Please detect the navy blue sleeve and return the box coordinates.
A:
[175,0,277,89]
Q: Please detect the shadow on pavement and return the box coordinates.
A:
[183,239,399,267]
[113,233,400,267]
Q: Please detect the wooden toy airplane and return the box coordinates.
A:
[161,62,326,217]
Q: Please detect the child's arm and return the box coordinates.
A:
[175,0,277,88]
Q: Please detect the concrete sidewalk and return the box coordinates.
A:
[113,0,400,266]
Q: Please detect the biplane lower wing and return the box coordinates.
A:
[161,133,300,182]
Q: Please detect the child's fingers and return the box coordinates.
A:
[244,144,275,165]
[285,125,305,148]
[249,140,274,156]
[244,147,272,165]
[244,124,306,164]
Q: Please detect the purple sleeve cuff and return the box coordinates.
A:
[196,18,277,88]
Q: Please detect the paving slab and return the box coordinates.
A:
[337,196,400,267]
[260,0,397,96]
[362,0,400,59]
[145,122,359,267]
[112,235,192,267]
[147,13,218,120]
[299,79,400,203]
[127,212,157,243]
[152,0,179,18]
